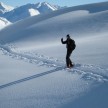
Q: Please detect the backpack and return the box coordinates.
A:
[69,39,76,50]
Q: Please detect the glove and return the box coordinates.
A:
[61,38,63,42]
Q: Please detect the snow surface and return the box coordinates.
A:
[0,17,11,30]
[0,2,108,108]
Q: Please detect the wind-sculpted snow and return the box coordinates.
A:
[0,45,108,84]
[0,9,108,45]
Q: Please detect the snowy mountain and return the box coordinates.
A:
[2,2,59,22]
[0,2,13,29]
[0,17,11,30]
[0,2,14,14]
[1,1,108,23]
[0,1,108,108]
[35,2,58,12]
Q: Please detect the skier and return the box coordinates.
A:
[61,34,76,68]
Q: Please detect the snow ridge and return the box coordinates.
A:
[0,2,14,13]
[0,45,108,83]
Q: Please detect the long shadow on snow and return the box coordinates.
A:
[0,67,63,90]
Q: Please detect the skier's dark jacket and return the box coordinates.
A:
[61,37,76,50]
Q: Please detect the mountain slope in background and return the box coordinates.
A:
[0,2,61,29]
[2,2,60,22]
[1,1,108,23]
[0,2,13,29]
[0,2,14,14]
[0,17,11,30]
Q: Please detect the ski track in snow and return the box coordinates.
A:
[0,45,108,86]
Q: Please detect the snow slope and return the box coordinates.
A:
[0,17,11,30]
[0,43,108,108]
[0,2,108,108]
[67,1,108,13]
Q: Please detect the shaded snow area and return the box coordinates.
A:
[0,2,108,108]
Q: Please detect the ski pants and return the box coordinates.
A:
[66,48,73,67]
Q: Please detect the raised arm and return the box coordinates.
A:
[61,38,67,44]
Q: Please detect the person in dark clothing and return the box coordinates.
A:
[61,34,76,68]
